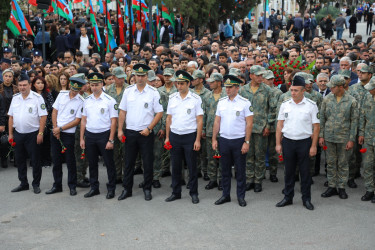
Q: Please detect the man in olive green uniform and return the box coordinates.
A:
[359,79,375,203]
[191,70,210,180]
[319,75,358,199]
[106,67,129,183]
[263,70,282,182]
[204,73,226,190]
[348,65,373,188]
[73,73,90,188]
[239,65,272,192]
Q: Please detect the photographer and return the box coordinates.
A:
[22,40,33,59]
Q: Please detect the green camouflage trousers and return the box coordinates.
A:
[325,141,351,188]
[114,135,125,182]
[153,135,164,180]
[362,144,375,192]
[349,138,362,179]
[246,133,267,184]
[197,138,207,174]
[206,137,222,182]
[75,127,88,182]
[267,133,278,176]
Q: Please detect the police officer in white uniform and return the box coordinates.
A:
[275,75,320,210]
[46,77,86,196]
[80,73,118,199]
[117,64,163,201]
[212,75,253,207]
[164,70,204,204]
[8,74,47,194]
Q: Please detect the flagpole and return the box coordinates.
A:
[139,1,141,24]
[128,0,133,51]
[148,0,152,43]
[117,0,119,45]
[27,2,30,22]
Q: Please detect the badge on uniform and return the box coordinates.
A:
[236,111,240,116]
[114,104,118,110]
[28,107,32,113]
[317,112,320,119]
[187,109,191,114]
[144,103,149,108]
[159,99,162,105]
[249,106,254,112]
[285,113,288,118]
[70,109,74,114]
[100,108,105,114]
[41,104,46,110]
[81,108,83,113]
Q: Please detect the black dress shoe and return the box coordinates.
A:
[45,187,63,195]
[186,183,191,189]
[361,191,374,201]
[77,181,91,188]
[197,172,203,178]
[338,188,348,199]
[138,181,144,188]
[324,181,328,187]
[205,181,218,190]
[372,196,375,203]
[1,159,8,168]
[106,190,115,199]
[191,194,199,204]
[311,178,314,185]
[115,179,123,184]
[303,200,314,210]
[321,187,338,198]
[214,196,231,205]
[165,194,181,202]
[295,175,300,182]
[276,198,293,207]
[33,186,41,194]
[144,190,152,201]
[347,179,357,188]
[203,173,210,181]
[246,183,254,191]
[218,181,223,191]
[118,189,132,200]
[70,189,77,196]
[84,189,100,198]
[270,175,278,183]
[11,185,29,192]
[181,179,186,186]
[134,167,143,175]
[162,170,172,177]
[254,183,262,193]
[152,180,161,188]
[238,198,247,207]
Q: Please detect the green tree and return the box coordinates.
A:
[0,0,12,41]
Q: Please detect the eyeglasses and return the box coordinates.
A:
[36,71,42,73]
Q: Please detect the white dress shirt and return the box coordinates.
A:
[82,92,118,133]
[119,84,163,131]
[215,95,253,139]
[278,97,320,140]
[8,91,47,133]
[52,91,84,133]
[167,91,204,135]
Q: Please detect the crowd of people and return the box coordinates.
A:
[1,5,375,209]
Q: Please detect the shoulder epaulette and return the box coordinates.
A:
[78,95,85,101]
[305,98,316,105]
[169,92,178,99]
[13,93,20,97]
[191,92,199,99]
[282,98,292,103]
[238,95,248,101]
[126,84,135,89]
[32,92,41,97]
[148,85,157,91]
[60,90,69,93]
[85,94,92,99]
[103,93,112,100]
[219,96,228,101]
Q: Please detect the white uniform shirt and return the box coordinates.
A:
[8,91,47,133]
[52,91,84,133]
[119,84,163,131]
[79,35,89,55]
[278,97,320,140]
[167,91,204,135]
[82,92,118,133]
[216,95,253,139]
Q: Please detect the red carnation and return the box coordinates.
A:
[297,60,300,63]
[283,61,286,64]
[280,72,283,75]
[323,146,327,151]
[121,135,126,143]
[8,139,13,143]
[272,64,275,67]
[360,148,367,153]
[293,65,297,68]
[11,142,16,147]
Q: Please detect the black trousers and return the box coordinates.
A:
[40,125,52,166]
[367,22,373,35]
[123,129,154,192]
[170,132,198,196]
[85,130,116,191]
[14,130,41,188]
[282,137,312,202]
[219,137,246,199]
[50,132,76,189]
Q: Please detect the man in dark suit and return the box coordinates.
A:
[134,22,149,48]
[316,73,331,97]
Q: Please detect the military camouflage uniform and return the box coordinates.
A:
[320,87,358,189]
[106,82,128,182]
[359,91,375,192]
[239,82,272,184]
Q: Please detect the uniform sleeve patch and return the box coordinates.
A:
[114,104,118,110]
[249,106,254,112]
[159,98,162,104]
[41,104,46,110]
[317,112,320,119]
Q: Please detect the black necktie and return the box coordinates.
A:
[320,91,324,96]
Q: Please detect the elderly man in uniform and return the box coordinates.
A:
[204,73,227,190]
[164,70,203,204]
[80,73,118,199]
[319,75,358,199]
[117,64,163,201]
[46,77,86,196]
[213,75,253,207]
[358,79,375,203]
[275,75,320,210]
[8,74,47,194]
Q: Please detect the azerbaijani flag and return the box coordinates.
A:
[161,2,174,29]
[105,7,117,51]
[132,0,148,11]
[117,1,125,45]
[88,0,102,46]
[6,11,22,37]
[29,0,37,6]
[55,0,74,22]
[12,0,34,36]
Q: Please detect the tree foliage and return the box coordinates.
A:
[0,0,12,41]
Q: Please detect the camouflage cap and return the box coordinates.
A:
[306,73,314,83]
[163,68,175,76]
[192,70,205,80]
[295,72,311,84]
[148,70,157,81]
[250,65,266,75]
[338,69,351,79]
[228,67,241,77]
[263,70,274,79]
[359,64,372,73]
[327,75,346,88]
[364,77,375,90]
[112,67,127,79]
[206,72,223,83]
[71,73,87,83]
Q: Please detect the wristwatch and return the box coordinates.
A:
[108,139,115,144]
[60,127,63,132]
[147,127,152,133]
[245,141,250,144]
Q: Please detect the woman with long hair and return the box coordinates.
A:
[45,74,59,99]
[34,66,46,78]
[325,15,334,40]
[57,72,70,92]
